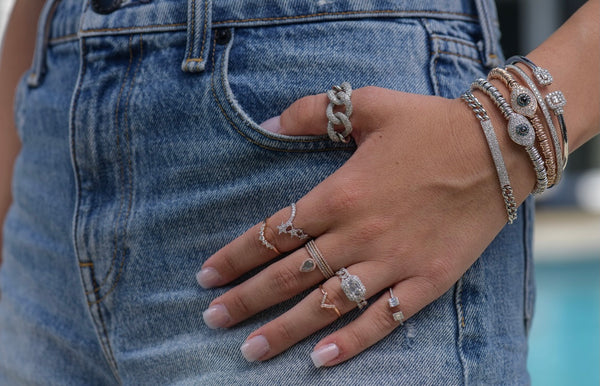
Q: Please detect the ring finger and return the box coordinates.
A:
[202,234,365,329]
[235,262,396,362]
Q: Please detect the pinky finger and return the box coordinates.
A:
[309,278,432,368]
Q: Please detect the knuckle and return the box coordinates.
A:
[345,324,370,351]
[220,252,241,276]
[323,180,364,217]
[228,292,253,317]
[269,265,302,297]
[273,319,298,344]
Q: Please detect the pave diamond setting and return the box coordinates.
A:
[336,268,367,309]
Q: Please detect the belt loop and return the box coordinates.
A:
[474,0,503,69]
[181,0,212,73]
[27,0,61,88]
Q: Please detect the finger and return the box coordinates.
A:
[197,199,334,288]
[309,277,439,368]
[260,86,389,142]
[202,235,362,329]
[235,263,394,362]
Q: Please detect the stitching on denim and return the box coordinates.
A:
[80,22,187,34]
[89,34,143,305]
[199,0,209,61]
[421,19,440,96]
[85,35,134,296]
[210,34,346,153]
[72,38,88,273]
[88,265,121,380]
[433,50,482,63]
[187,0,196,61]
[218,33,322,144]
[211,10,477,25]
[49,33,79,45]
[454,277,468,383]
[430,35,478,50]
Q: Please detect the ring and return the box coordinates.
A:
[258,219,280,254]
[388,288,404,324]
[319,285,341,318]
[326,82,353,143]
[335,268,367,309]
[277,203,309,240]
[301,240,335,279]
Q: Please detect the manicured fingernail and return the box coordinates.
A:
[240,335,270,362]
[259,116,281,133]
[202,304,231,329]
[310,343,339,368]
[196,267,221,288]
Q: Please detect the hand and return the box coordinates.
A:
[196,86,532,367]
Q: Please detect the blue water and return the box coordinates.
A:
[528,258,600,386]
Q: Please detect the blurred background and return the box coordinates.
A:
[1,1,598,385]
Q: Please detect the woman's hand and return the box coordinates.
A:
[196,86,533,367]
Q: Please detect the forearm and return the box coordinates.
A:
[0,0,44,256]
[472,0,600,201]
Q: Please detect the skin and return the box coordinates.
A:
[0,0,45,263]
[200,0,599,367]
[0,0,598,371]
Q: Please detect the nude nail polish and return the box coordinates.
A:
[259,116,281,133]
[240,335,270,362]
[196,267,221,288]
[310,343,339,368]
[202,304,231,329]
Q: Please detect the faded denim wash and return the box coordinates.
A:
[0,0,533,384]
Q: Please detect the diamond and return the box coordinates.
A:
[510,86,537,117]
[507,114,535,147]
[545,91,566,114]
[388,296,400,308]
[534,68,553,85]
[393,311,405,324]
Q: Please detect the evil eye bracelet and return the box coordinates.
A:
[488,68,557,186]
[506,63,567,184]
[471,79,548,195]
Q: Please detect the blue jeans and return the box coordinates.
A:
[1,0,534,384]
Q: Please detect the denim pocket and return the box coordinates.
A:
[422,18,489,98]
[211,17,438,152]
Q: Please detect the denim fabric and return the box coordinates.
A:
[1,0,533,384]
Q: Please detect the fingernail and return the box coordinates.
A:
[240,335,270,362]
[310,343,339,368]
[259,116,281,133]
[202,304,231,329]
[196,267,221,288]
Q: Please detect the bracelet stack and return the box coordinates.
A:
[461,57,568,224]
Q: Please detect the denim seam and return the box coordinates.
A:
[84,35,135,296]
[71,37,121,384]
[454,278,468,385]
[89,34,142,306]
[211,10,478,25]
[432,50,482,64]
[80,22,187,35]
[49,33,79,45]
[421,19,440,97]
[211,31,352,153]
[430,35,478,50]
[183,0,210,65]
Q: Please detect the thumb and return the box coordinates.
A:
[260,93,330,137]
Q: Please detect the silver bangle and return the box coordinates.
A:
[471,79,548,195]
[462,92,518,223]
[506,55,554,86]
[506,64,566,184]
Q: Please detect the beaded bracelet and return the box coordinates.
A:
[461,91,518,223]
[506,58,568,172]
[471,79,548,195]
[488,67,557,186]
